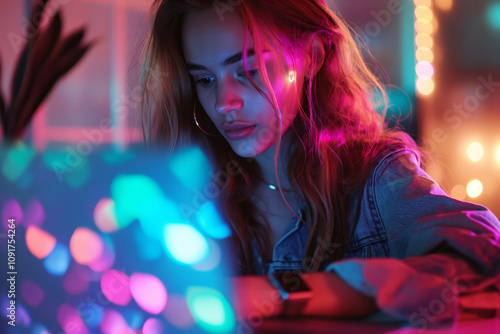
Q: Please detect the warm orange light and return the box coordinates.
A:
[451,184,467,201]
[417,78,435,95]
[467,142,484,162]
[416,33,434,48]
[497,146,500,162]
[415,6,434,23]
[467,180,483,198]
[69,227,104,265]
[416,47,434,62]
[414,0,431,7]
[435,0,453,11]
[415,20,434,34]
[26,226,56,259]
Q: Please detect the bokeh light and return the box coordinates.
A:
[187,287,236,333]
[63,264,91,295]
[23,199,45,227]
[435,0,453,11]
[415,33,433,48]
[2,144,36,182]
[414,0,431,7]
[88,235,115,272]
[451,184,467,201]
[21,280,45,307]
[169,146,212,189]
[416,47,434,62]
[70,227,104,265]
[467,142,484,162]
[415,6,433,22]
[192,240,222,272]
[78,301,104,329]
[487,3,500,31]
[416,61,434,79]
[163,223,210,265]
[57,304,90,334]
[26,226,56,259]
[162,294,195,329]
[143,318,166,334]
[134,225,163,261]
[467,180,483,198]
[101,270,131,306]
[94,198,120,233]
[130,273,168,314]
[139,196,183,240]
[22,199,45,228]
[417,78,435,95]
[111,175,165,229]
[196,201,232,239]
[44,243,71,276]
[100,309,135,334]
[288,71,296,83]
[2,199,23,230]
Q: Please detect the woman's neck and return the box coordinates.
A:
[254,132,294,191]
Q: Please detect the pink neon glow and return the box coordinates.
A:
[143,318,166,334]
[162,294,195,328]
[57,304,90,334]
[94,198,120,232]
[2,199,23,230]
[69,227,104,265]
[100,309,135,334]
[21,280,44,307]
[130,273,168,314]
[23,199,45,227]
[63,264,91,295]
[101,270,131,306]
[89,238,115,272]
[26,226,56,259]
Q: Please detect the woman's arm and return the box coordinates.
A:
[233,272,378,320]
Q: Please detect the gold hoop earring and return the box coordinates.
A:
[193,104,219,136]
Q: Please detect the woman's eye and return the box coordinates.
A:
[195,77,215,86]
[238,69,258,78]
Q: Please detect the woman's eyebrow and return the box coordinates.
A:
[187,49,269,71]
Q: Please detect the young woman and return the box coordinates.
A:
[140,0,500,324]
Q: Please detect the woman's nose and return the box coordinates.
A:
[214,77,244,114]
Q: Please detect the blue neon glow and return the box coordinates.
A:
[163,223,210,265]
[111,175,164,228]
[43,243,70,276]
[196,201,232,239]
[187,287,236,333]
[139,196,183,240]
[487,3,500,30]
[78,301,104,328]
[169,146,212,189]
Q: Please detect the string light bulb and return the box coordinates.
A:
[288,71,296,83]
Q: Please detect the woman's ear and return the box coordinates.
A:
[306,35,326,79]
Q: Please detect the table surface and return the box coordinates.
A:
[250,317,500,334]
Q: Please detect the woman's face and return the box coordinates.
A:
[182,8,304,158]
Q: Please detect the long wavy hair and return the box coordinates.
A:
[140,0,419,274]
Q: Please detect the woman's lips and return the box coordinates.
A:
[221,123,256,140]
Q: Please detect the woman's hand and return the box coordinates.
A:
[232,272,379,321]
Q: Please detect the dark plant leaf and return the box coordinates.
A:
[0,54,5,133]
[10,44,30,107]
[10,11,62,128]
[51,28,86,61]
[28,0,51,42]
[14,43,93,139]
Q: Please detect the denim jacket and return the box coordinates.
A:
[252,148,500,323]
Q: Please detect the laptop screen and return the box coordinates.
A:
[1,145,237,334]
